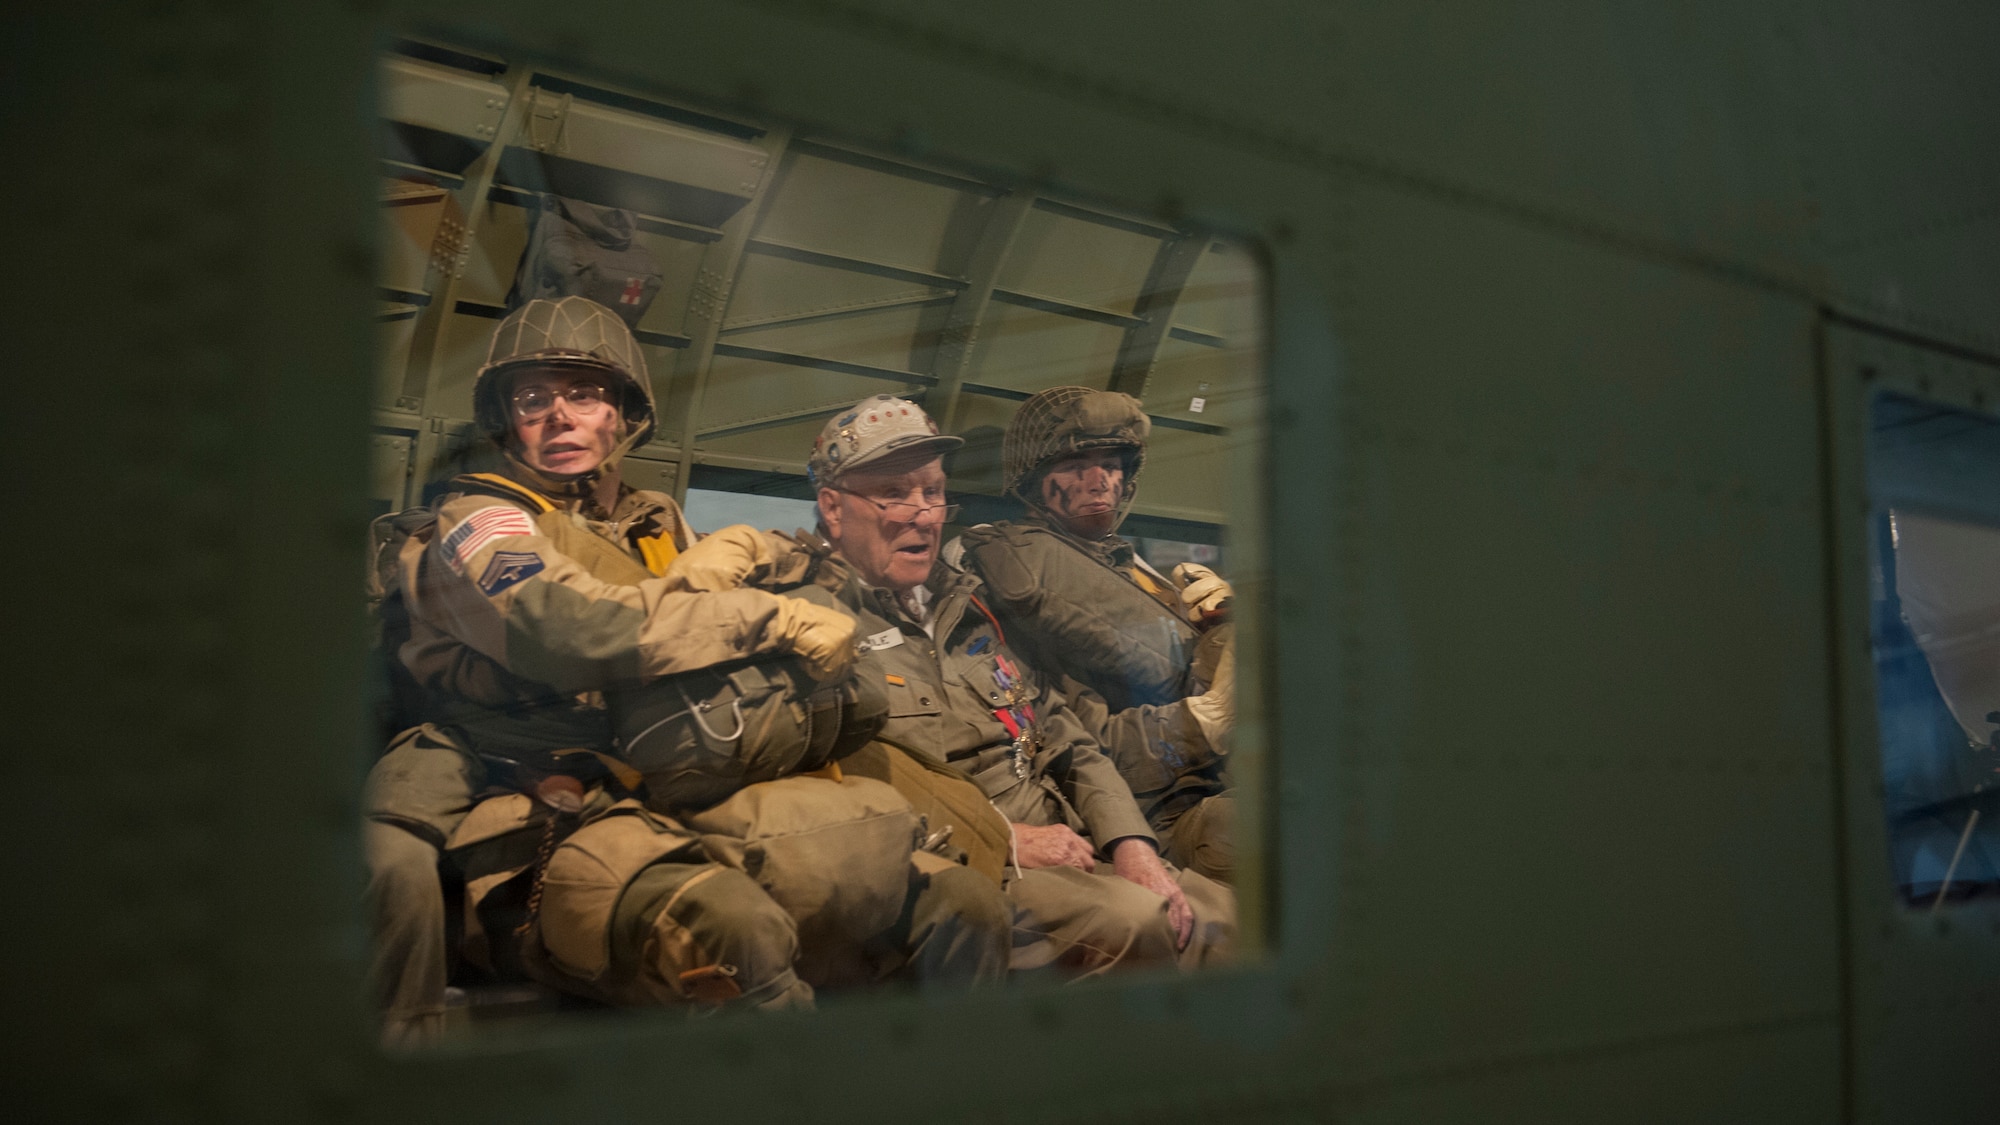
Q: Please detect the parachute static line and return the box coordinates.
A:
[624,682,748,754]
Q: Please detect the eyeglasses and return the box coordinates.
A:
[511,383,612,421]
[837,488,959,524]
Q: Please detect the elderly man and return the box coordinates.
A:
[805,394,1234,973]
[953,386,1236,882]
[365,301,1006,1045]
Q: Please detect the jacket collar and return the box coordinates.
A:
[1024,506,1135,568]
[851,555,982,632]
[491,448,629,519]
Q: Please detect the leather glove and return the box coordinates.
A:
[1171,562,1233,624]
[663,524,789,592]
[765,596,859,682]
[1182,632,1234,753]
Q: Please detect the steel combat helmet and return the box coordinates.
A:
[472,296,656,448]
[1001,386,1151,506]
[808,394,962,485]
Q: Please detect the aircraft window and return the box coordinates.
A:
[1866,393,2000,907]
[366,43,1267,1043]
[682,488,819,536]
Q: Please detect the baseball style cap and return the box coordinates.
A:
[807,394,963,484]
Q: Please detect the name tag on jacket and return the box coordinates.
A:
[860,628,905,653]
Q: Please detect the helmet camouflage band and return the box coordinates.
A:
[808,394,962,485]
[1001,386,1151,502]
[472,296,655,446]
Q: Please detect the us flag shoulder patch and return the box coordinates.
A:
[441,505,537,574]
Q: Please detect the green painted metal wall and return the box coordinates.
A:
[5,2,1996,1122]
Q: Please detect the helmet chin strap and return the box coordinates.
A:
[1110,481,1139,534]
[499,422,647,510]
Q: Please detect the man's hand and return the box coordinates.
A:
[1171,563,1232,625]
[1012,822,1096,872]
[765,597,858,681]
[664,524,785,592]
[1111,838,1192,950]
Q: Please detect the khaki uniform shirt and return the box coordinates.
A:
[391,468,790,760]
[833,559,1156,855]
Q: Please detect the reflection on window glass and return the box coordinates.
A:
[1868,393,2000,906]
[682,488,817,536]
[364,40,1265,1045]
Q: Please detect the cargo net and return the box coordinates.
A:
[486,294,648,383]
[1001,385,1095,497]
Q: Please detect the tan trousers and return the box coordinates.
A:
[551,857,815,1010]
[364,821,452,1048]
[1162,794,1235,885]
[364,730,1010,1043]
[1004,860,1235,977]
[364,728,482,1049]
[544,850,1008,1008]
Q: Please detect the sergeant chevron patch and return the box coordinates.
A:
[477,550,545,596]
[442,505,537,574]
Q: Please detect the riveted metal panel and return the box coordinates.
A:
[367,431,415,514]
[449,195,531,305]
[1143,333,1236,422]
[722,248,956,332]
[1343,440,1836,1067]
[697,411,836,474]
[1142,241,1263,420]
[378,178,454,296]
[1330,170,1842,1093]
[619,453,681,495]
[380,53,508,142]
[994,205,1163,316]
[509,93,768,201]
[1801,4,2000,353]
[34,0,2000,1122]
[753,149,978,276]
[1127,425,1227,524]
[719,303,933,379]
[696,349,925,439]
[810,0,1820,282]
[1346,181,1822,499]
[939,388,1022,494]
[1821,323,2000,1125]
[1825,214,2000,361]
[422,310,499,420]
[974,301,1128,395]
[1342,1023,1842,1124]
[374,305,420,409]
[1171,238,1261,343]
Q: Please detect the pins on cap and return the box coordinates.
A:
[808,394,963,484]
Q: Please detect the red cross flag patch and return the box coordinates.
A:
[441,505,538,575]
[620,277,645,306]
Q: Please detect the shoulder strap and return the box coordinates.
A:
[1126,554,1186,616]
[458,472,663,585]
[620,490,691,577]
[458,472,558,515]
[636,535,679,577]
